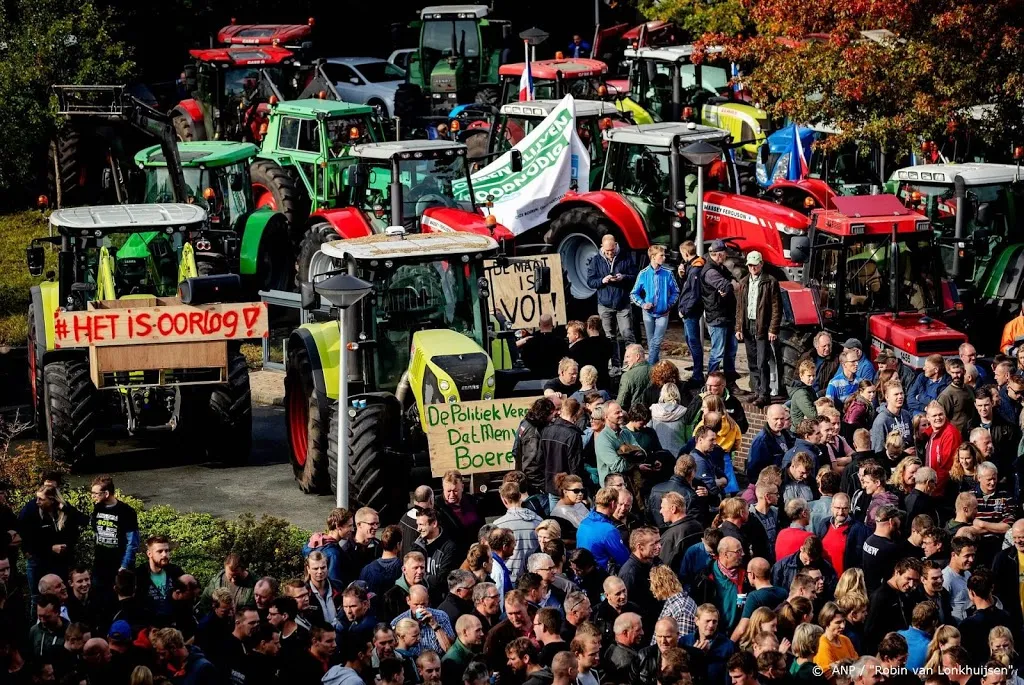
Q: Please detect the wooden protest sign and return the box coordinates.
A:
[484,254,567,329]
[54,301,269,348]
[424,397,541,477]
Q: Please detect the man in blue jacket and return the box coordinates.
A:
[907,354,951,415]
[586,235,637,367]
[576,487,630,572]
[746,404,795,482]
[630,245,679,364]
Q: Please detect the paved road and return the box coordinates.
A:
[66,405,334,532]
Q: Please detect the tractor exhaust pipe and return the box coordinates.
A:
[391,157,403,226]
[671,63,682,121]
[889,221,899,319]
[952,174,966,279]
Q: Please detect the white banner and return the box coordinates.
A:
[453,95,590,236]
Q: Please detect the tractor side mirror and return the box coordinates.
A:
[533,265,551,294]
[350,163,370,188]
[230,174,245,192]
[300,281,321,311]
[975,202,992,227]
[477,276,490,300]
[789,236,810,263]
[510,149,523,173]
[26,245,45,277]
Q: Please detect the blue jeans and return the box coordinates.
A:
[643,312,669,365]
[708,323,738,375]
[683,316,704,383]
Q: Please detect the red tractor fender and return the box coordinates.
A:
[779,281,823,328]
[311,208,374,240]
[421,207,515,241]
[702,191,811,268]
[548,191,649,249]
[766,178,837,212]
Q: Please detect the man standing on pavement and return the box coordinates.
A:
[88,476,139,604]
[677,240,706,388]
[587,234,637,367]
[630,245,679,365]
[938,358,978,436]
[735,250,782,406]
[701,240,740,385]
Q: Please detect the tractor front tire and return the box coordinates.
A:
[47,131,86,208]
[206,353,252,465]
[779,324,815,388]
[250,159,307,243]
[327,399,408,522]
[285,344,331,493]
[44,361,98,469]
[295,222,340,287]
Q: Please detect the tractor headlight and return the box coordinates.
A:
[772,153,791,182]
[439,380,451,391]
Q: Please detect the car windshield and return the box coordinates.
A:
[422,19,480,57]
[356,61,406,82]
[367,259,482,390]
[143,166,248,225]
[843,236,941,314]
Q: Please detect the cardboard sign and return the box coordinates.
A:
[485,254,567,329]
[425,397,540,477]
[54,302,269,347]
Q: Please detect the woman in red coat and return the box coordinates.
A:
[922,401,961,497]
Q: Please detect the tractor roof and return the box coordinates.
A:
[320,231,497,262]
[421,5,489,18]
[216,23,313,46]
[49,204,207,236]
[624,44,725,62]
[812,195,930,236]
[272,99,374,117]
[134,141,258,168]
[893,163,1021,186]
[603,121,730,148]
[350,139,467,161]
[499,59,608,80]
[499,99,620,118]
[189,46,295,66]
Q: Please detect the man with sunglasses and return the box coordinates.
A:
[341,507,381,585]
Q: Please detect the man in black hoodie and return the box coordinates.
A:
[863,557,921,655]
[414,510,459,605]
[540,399,584,510]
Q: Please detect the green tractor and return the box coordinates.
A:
[25,204,258,466]
[285,230,526,518]
[891,163,1024,346]
[393,5,512,118]
[134,141,293,293]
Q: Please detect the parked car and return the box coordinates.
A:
[321,57,406,118]
[388,48,416,72]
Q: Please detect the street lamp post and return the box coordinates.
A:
[680,140,723,258]
[313,273,373,508]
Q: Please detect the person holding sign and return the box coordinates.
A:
[630,245,679,366]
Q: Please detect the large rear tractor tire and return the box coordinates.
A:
[206,353,252,465]
[285,344,331,493]
[47,131,88,208]
[250,159,307,243]
[295,221,340,287]
[779,324,814,388]
[44,361,98,468]
[474,87,499,107]
[327,396,408,522]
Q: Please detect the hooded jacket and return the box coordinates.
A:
[677,255,705,318]
[322,665,366,685]
[788,378,818,426]
[700,259,736,327]
[29,618,67,660]
[617,361,652,414]
[683,389,749,440]
[413,529,459,603]
[870,404,914,453]
[577,510,630,572]
[179,645,219,685]
[650,401,687,457]
[586,247,637,310]
[771,551,838,597]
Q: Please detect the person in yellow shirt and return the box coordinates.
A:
[695,395,743,453]
[814,602,859,678]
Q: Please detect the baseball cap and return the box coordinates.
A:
[709,239,727,253]
[875,349,893,363]
[108,620,132,642]
[843,338,863,351]
[745,251,763,266]
[875,504,904,523]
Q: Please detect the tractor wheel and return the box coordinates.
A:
[295,221,340,288]
[474,87,499,107]
[44,360,98,469]
[250,159,307,242]
[205,353,252,465]
[251,217,294,294]
[779,324,815,388]
[47,131,87,208]
[172,114,196,142]
[723,255,746,282]
[463,130,489,161]
[327,397,409,522]
[285,343,331,493]
[547,206,619,301]
[27,307,46,438]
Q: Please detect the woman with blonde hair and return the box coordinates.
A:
[923,625,961,674]
[550,473,589,527]
[23,482,86,596]
[650,565,698,639]
[835,592,868,653]
[790,623,828,684]
[650,382,687,457]
[535,520,562,549]
[989,626,1024,683]
[130,666,154,685]
[950,442,980,492]
[888,455,922,496]
[883,429,908,470]
[460,542,494,582]
[833,568,867,602]
[696,396,742,453]
[570,365,611,404]
[813,602,858,674]
[737,607,778,652]
[777,596,813,644]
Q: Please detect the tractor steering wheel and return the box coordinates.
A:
[415,193,455,216]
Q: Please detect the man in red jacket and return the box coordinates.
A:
[922,401,961,497]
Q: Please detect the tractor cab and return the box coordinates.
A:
[785,195,965,368]
[621,45,770,159]
[28,204,207,311]
[497,59,610,106]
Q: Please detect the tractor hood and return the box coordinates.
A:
[420,207,515,241]
[410,329,496,431]
[868,314,967,369]
[702,190,811,267]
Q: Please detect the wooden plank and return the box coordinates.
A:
[484,254,567,329]
[89,342,227,387]
[424,397,540,477]
[55,301,269,348]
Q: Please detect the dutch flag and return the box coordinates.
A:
[794,125,810,179]
[519,41,533,102]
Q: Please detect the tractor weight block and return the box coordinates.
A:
[179,274,242,305]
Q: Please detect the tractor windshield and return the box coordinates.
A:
[843,236,942,315]
[143,166,248,226]
[73,231,186,302]
[224,66,284,99]
[809,142,885,194]
[326,116,383,153]
[422,19,480,58]
[397,155,474,220]
[367,259,483,390]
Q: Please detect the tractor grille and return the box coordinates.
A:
[914,339,961,356]
[99,367,225,389]
[432,353,489,401]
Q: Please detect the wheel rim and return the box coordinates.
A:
[252,183,277,210]
[558,232,600,299]
[308,245,337,283]
[287,378,309,467]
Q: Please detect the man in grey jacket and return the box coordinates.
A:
[871,382,914,454]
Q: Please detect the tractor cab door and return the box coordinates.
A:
[804,231,844,318]
[278,116,322,193]
[606,141,670,243]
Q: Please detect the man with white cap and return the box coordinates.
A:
[735,250,782,406]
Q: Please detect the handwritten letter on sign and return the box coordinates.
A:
[484,254,566,330]
[54,302,269,347]
[424,397,540,477]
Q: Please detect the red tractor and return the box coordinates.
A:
[172,21,314,143]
